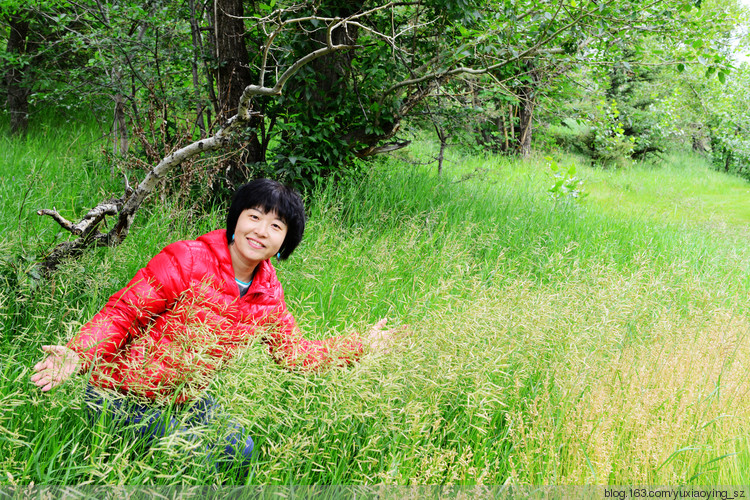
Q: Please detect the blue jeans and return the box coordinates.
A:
[84,385,254,474]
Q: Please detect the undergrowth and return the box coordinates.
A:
[2,122,750,485]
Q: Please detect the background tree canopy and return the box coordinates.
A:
[1,0,748,190]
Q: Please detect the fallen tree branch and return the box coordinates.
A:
[38,203,120,236]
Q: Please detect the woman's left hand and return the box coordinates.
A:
[365,318,408,353]
[30,345,81,392]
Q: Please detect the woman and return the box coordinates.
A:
[30,178,398,472]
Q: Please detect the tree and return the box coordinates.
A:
[23,0,748,267]
[535,0,748,165]
[702,64,750,176]
[36,7,370,271]
[212,0,265,187]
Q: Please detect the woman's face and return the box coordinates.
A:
[231,207,288,270]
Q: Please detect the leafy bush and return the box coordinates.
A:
[710,130,750,179]
[549,102,635,167]
[546,157,587,202]
[547,118,591,155]
[581,100,635,167]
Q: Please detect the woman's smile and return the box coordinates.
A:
[246,237,265,249]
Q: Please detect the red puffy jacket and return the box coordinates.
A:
[67,229,363,402]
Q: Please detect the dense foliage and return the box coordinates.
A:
[706,67,750,178]
[1,0,748,189]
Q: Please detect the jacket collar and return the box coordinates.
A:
[197,229,278,295]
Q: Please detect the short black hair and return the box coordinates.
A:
[226,178,306,260]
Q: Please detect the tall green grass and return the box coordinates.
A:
[2,122,750,485]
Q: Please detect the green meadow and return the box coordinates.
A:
[2,118,750,485]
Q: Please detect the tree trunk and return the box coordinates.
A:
[514,63,538,158]
[110,66,129,158]
[470,79,483,144]
[306,3,362,104]
[437,132,446,175]
[113,92,129,156]
[214,0,250,122]
[517,97,534,158]
[188,0,207,138]
[5,13,31,136]
[213,0,262,185]
[431,108,448,175]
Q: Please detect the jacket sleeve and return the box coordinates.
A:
[263,298,364,370]
[67,242,193,370]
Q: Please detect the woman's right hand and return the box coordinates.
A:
[30,345,81,392]
[365,318,408,353]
